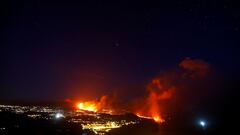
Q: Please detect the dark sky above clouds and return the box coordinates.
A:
[1,0,240,103]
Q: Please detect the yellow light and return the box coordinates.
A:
[81,122,121,134]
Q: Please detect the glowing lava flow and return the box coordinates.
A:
[153,116,165,123]
[136,113,165,123]
[77,102,97,112]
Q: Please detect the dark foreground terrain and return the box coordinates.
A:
[0,111,226,135]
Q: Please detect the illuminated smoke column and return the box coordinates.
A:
[134,58,210,123]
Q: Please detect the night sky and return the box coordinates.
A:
[1,0,240,108]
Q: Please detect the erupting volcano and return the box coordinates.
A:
[66,58,211,124]
[72,78,170,123]
[72,79,171,123]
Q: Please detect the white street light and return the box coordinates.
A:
[199,120,206,127]
[198,120,207,135]
[55,113,64,119]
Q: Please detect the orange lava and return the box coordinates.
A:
[75,95,110,112]
[153,116,165,123]
[77,102,97,112]
[136,113,165,123]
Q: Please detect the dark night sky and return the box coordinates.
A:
[1,0,240,105]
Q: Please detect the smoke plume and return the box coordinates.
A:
[133,58,211,122]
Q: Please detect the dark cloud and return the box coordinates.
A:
[179,58,210,79]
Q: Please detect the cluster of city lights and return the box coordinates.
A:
[81,122,121,134]
[0,104,60,114]
[0,104,210,135]
[0,104,138,134]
